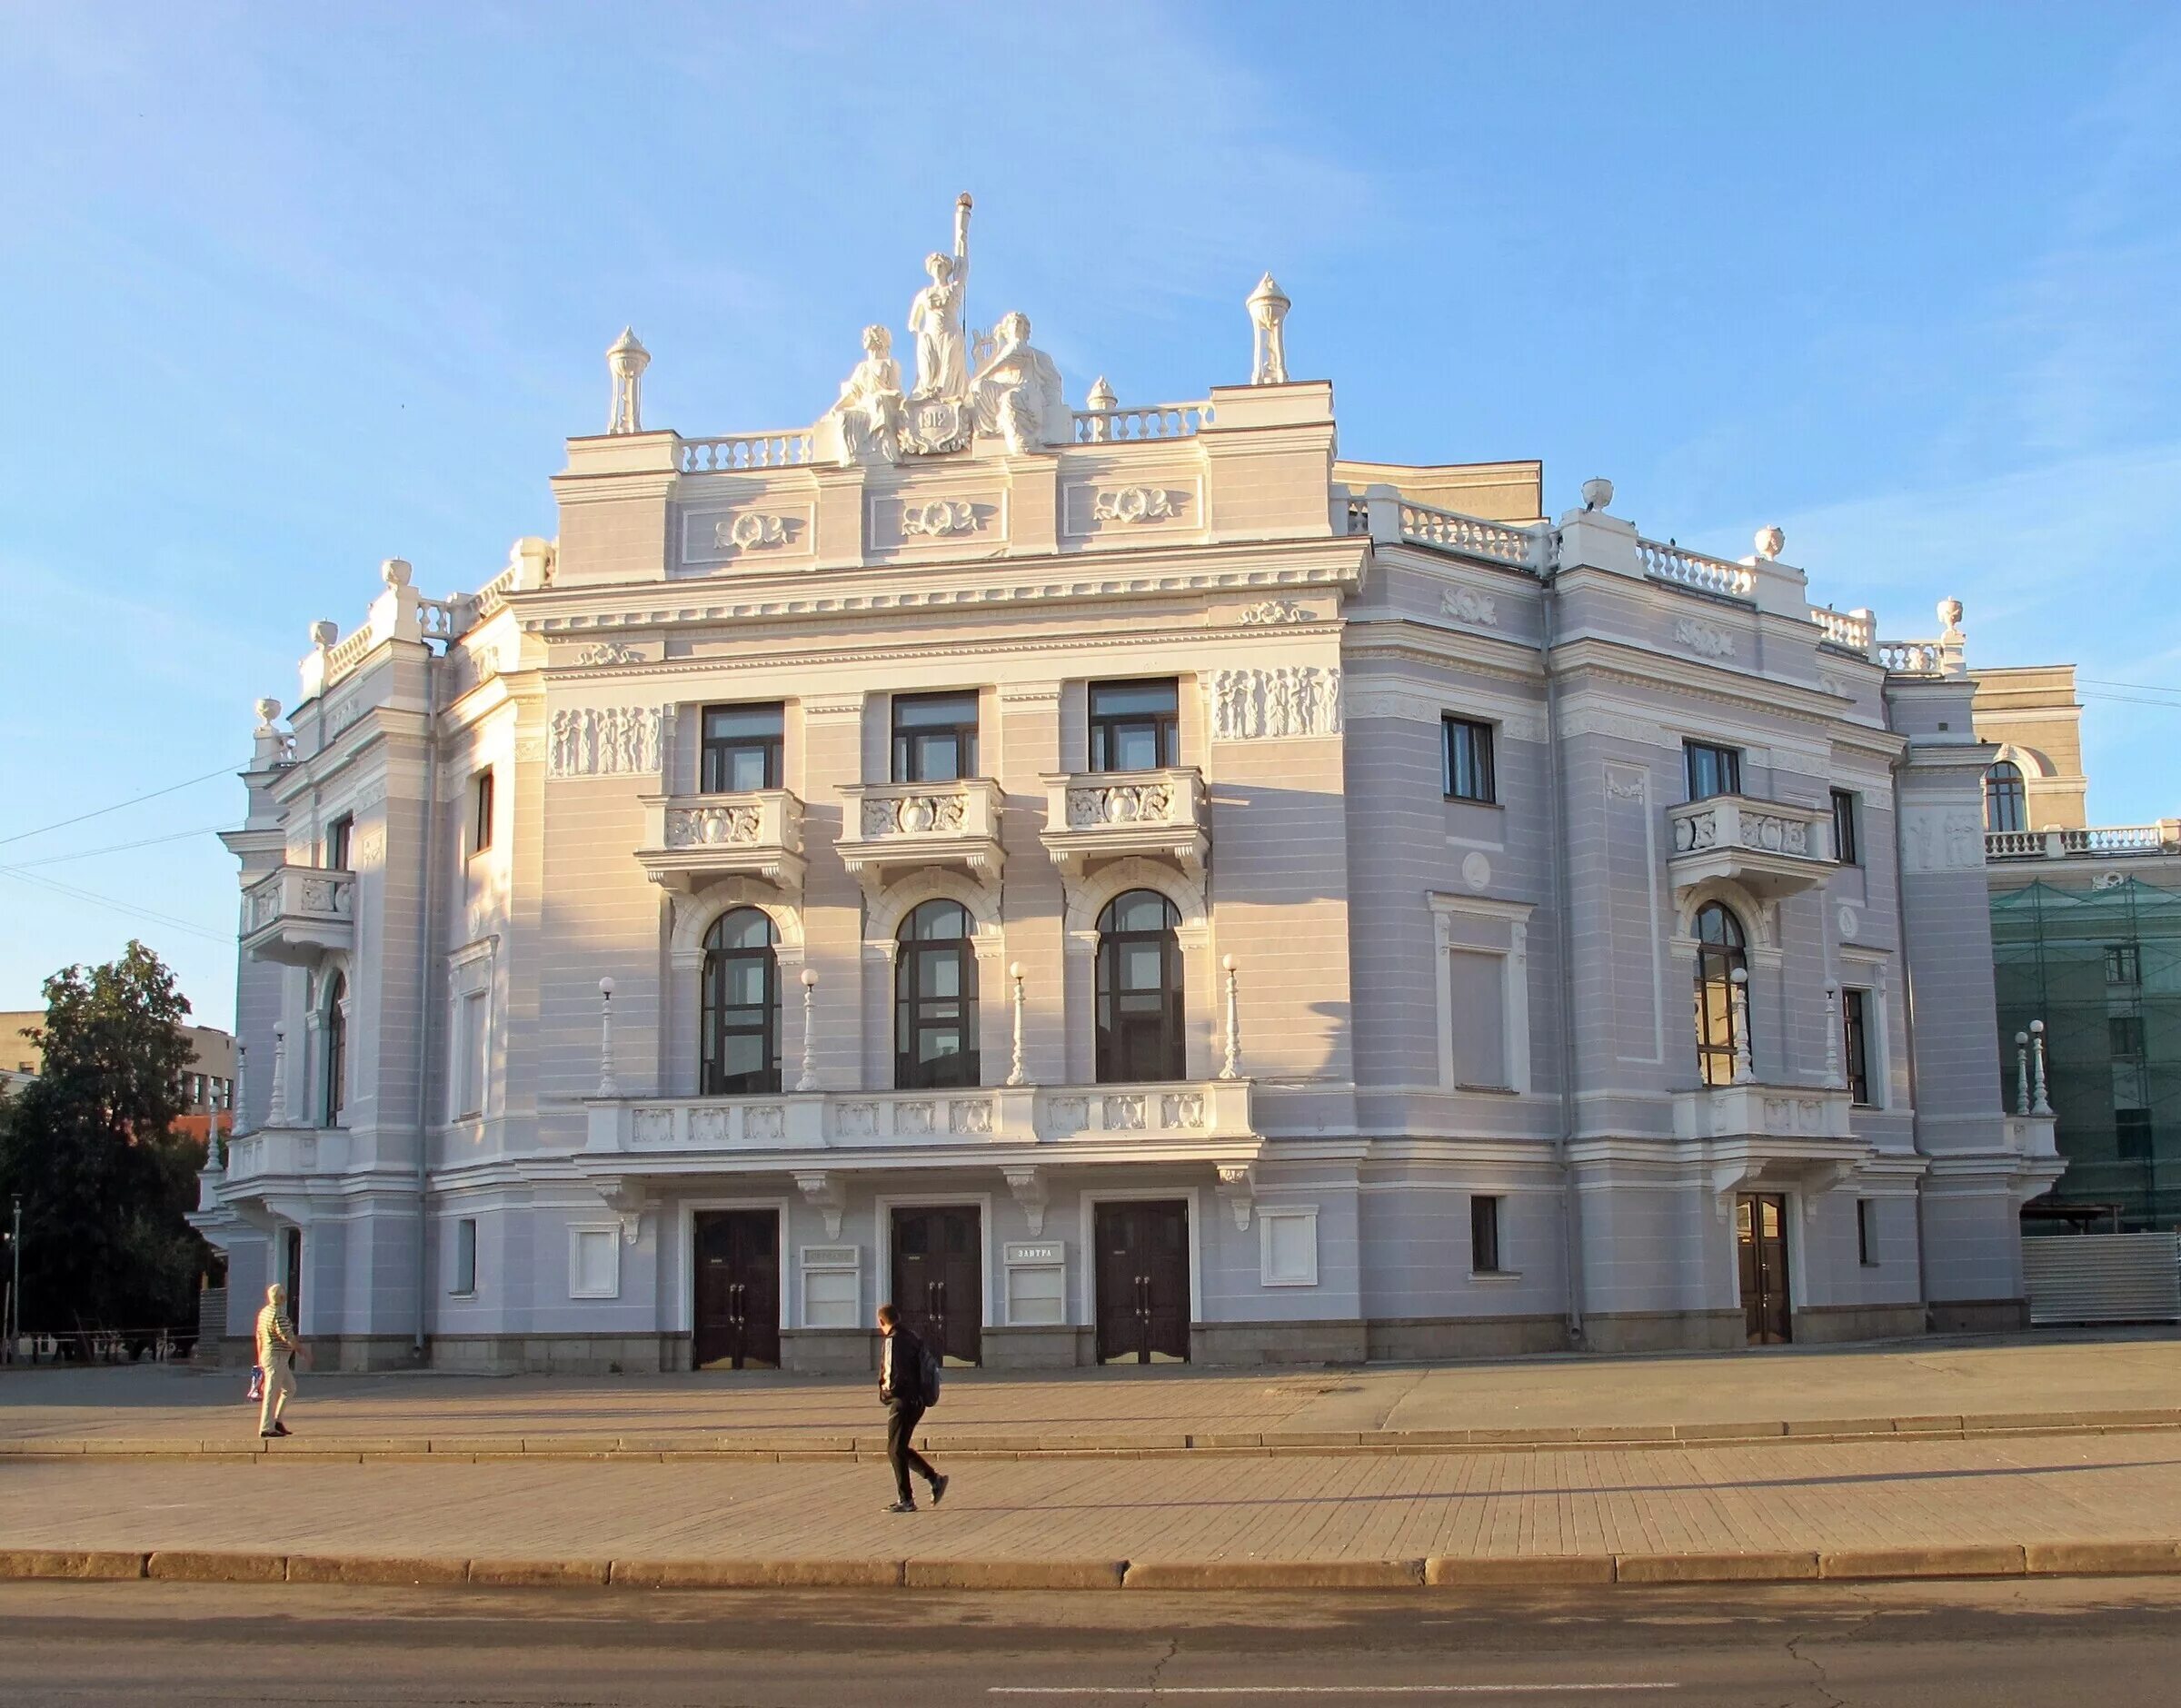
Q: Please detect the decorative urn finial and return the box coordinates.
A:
[606,326,651,435]
[1247,273,1290,385]
[254,697,282,730]
[1937,597,1965,640]
[1087,374,1117,412]
[1754,525,1786,561]
[309,620,337,649]
[380,557,413,588]
[1580,477,1614,512]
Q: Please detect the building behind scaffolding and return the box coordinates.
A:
[1974,664,2181,1231]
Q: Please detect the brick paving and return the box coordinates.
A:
[5,1330,2178,1448]
[5,1432,2179,1564]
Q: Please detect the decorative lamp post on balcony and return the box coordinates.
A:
[1220,954,1242,1080]
[269,1025,289,1127]
[2015,1030,2032,1116]
[2029,1018,2051,1116]
[597,978,618,1097]
[1824,982,1843,1089]
[797,967,820,1093]
[1007,962,1027,1087]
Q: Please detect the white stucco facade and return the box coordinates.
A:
[192,210,2062,1372]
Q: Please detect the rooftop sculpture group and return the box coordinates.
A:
[816,194,1069,464]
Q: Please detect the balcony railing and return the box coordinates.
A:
[1808,605,1875,655]
[1666,794,1833,899]
[220,1127,348,1187]
[1398,501,1550,571]
[1071,400,1215,443]
[679,432,816,472]
[583,1079,1256,1160]
[240,865,355,966]
[1638,539,1756,601]
[1672,1082,1856,1143]
[1987,822,2180,862]
[1040,768,1208,879]
[635,789,806,895]
[834,778,1005,895]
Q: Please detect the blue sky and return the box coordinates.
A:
[3,4,2177,1031]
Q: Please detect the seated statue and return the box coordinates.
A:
[969,312,1068,453]
[818,324,905,465]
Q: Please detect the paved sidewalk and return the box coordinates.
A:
[5,1430,2181,1586]
[4,1331,2177,1455]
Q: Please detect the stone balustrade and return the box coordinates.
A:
[240,864,356,966]
[1986,822,2181,861]
[1397,501,1550,571]
[1671,1082,1857,1143]
[222,1126,348,1187]
[679,432,817,472]
[1039,768,1208,879]
[1638,539,1757,601]
[583,1078,1255,1159]
[1070,401,1215,443]
[834,778,1005,894]
[635,789,807,895]
[1877,639,1943,674]
[1665,793,1833,899]
[1808,605,1875,654]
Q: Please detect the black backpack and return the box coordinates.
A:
[918,1336,943,1407]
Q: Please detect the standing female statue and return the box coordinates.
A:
[907,194,972,400]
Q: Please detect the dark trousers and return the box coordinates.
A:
[887,1400,938,1503]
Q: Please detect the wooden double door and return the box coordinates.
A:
[1736,1193,1792,1346]
[891,1206,982,1366]
[693,1209,780,1370]
[1095,1200,1190,1365]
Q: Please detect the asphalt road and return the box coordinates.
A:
[2,1577,2177,1705]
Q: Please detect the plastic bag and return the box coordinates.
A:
[245,1365,264,1403]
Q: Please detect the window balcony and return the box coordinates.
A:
[240,864,355,966]
[634,789,807,897]
[1673,1082,1854,1144]
[581,1078,1256,1165]
[1038,768,1209,879]
[1666,794,1833,901]
[835,778,1005,898]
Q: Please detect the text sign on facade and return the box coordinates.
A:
[1006,1243,1063,1266]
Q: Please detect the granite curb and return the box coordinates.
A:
[5,1543,2179,1592]
[6,1405,2180,1464]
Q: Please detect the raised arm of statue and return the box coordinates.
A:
[953,193,971,283]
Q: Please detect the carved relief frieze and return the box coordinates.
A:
[1206,667,1343,740]
[682,505,812,566]
[901,498,981,538]
[720,512,792,551]
[1239,600,1314,626]
[548,707,667,778]
[1440,587,1499,627]
[1093,486,1183,525]
[1672,618,1736,660]
[570,640,648,668]
[1900,805,1986,873]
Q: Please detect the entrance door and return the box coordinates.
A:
[692,1210,780,1370]
[891,1206,982,1365]
[281,1227,303,1328]
[1736,1193,1792,1346]
[1095,1200,1190,1365]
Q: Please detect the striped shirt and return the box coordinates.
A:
[255,1304,297,1371]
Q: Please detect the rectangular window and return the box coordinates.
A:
[1842,988,1874,1107]
[2106,944,2142,986]
[1447,949,1509,1089]
[1857,1198,1878,1266]
[1442,717,1498,804]
[326,814,354,870]
[470,770,494,855]
[453,1218,478,1296]
[1831,789,1859,866]
[891,690,980,783]
[1259,1207,1320,1286]
[2116,1108,2154,1162]
[1088,679,1179,772]
[1470,1195,1504,1275]
[453,988,488,1118]
[700,702,784,793]
[2111,1016,2147,1059]
[569,1227,620,1299]
[1685,742,1742,801]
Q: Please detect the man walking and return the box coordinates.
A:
[877,1303,948,1514]
[254,1282,304,1438]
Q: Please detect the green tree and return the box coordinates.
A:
[0,941,212,1348]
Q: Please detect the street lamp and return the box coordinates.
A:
[6,1194,19,1365]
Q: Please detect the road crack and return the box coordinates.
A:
[1784,1633,1847,1708]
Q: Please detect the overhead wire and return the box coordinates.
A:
[0,864,232,945]
[0,761,244,849]
[3,824,231,870]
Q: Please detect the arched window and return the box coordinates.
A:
[701,909,781,1094]
[1692,902,1748,1087]
[1097,889,1185,1082]
[1984,760,2027,833]
[896,899,980,1089]
[322,973,347,1127]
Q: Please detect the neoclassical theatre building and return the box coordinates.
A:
[194,204,2063,1372]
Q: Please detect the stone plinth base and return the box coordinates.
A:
[1366,1315,1571,1362]
[1790,1304,1927,1345]
[1580,1310,1746,1355]
[1192,1320,1369,1366]
[1928,1297,2030,1335]
[427,1334,682,1376]
[779,1328,874,1376]
[980,1326,1086,1370]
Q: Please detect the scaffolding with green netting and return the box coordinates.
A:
[1991,876,2181,1230]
